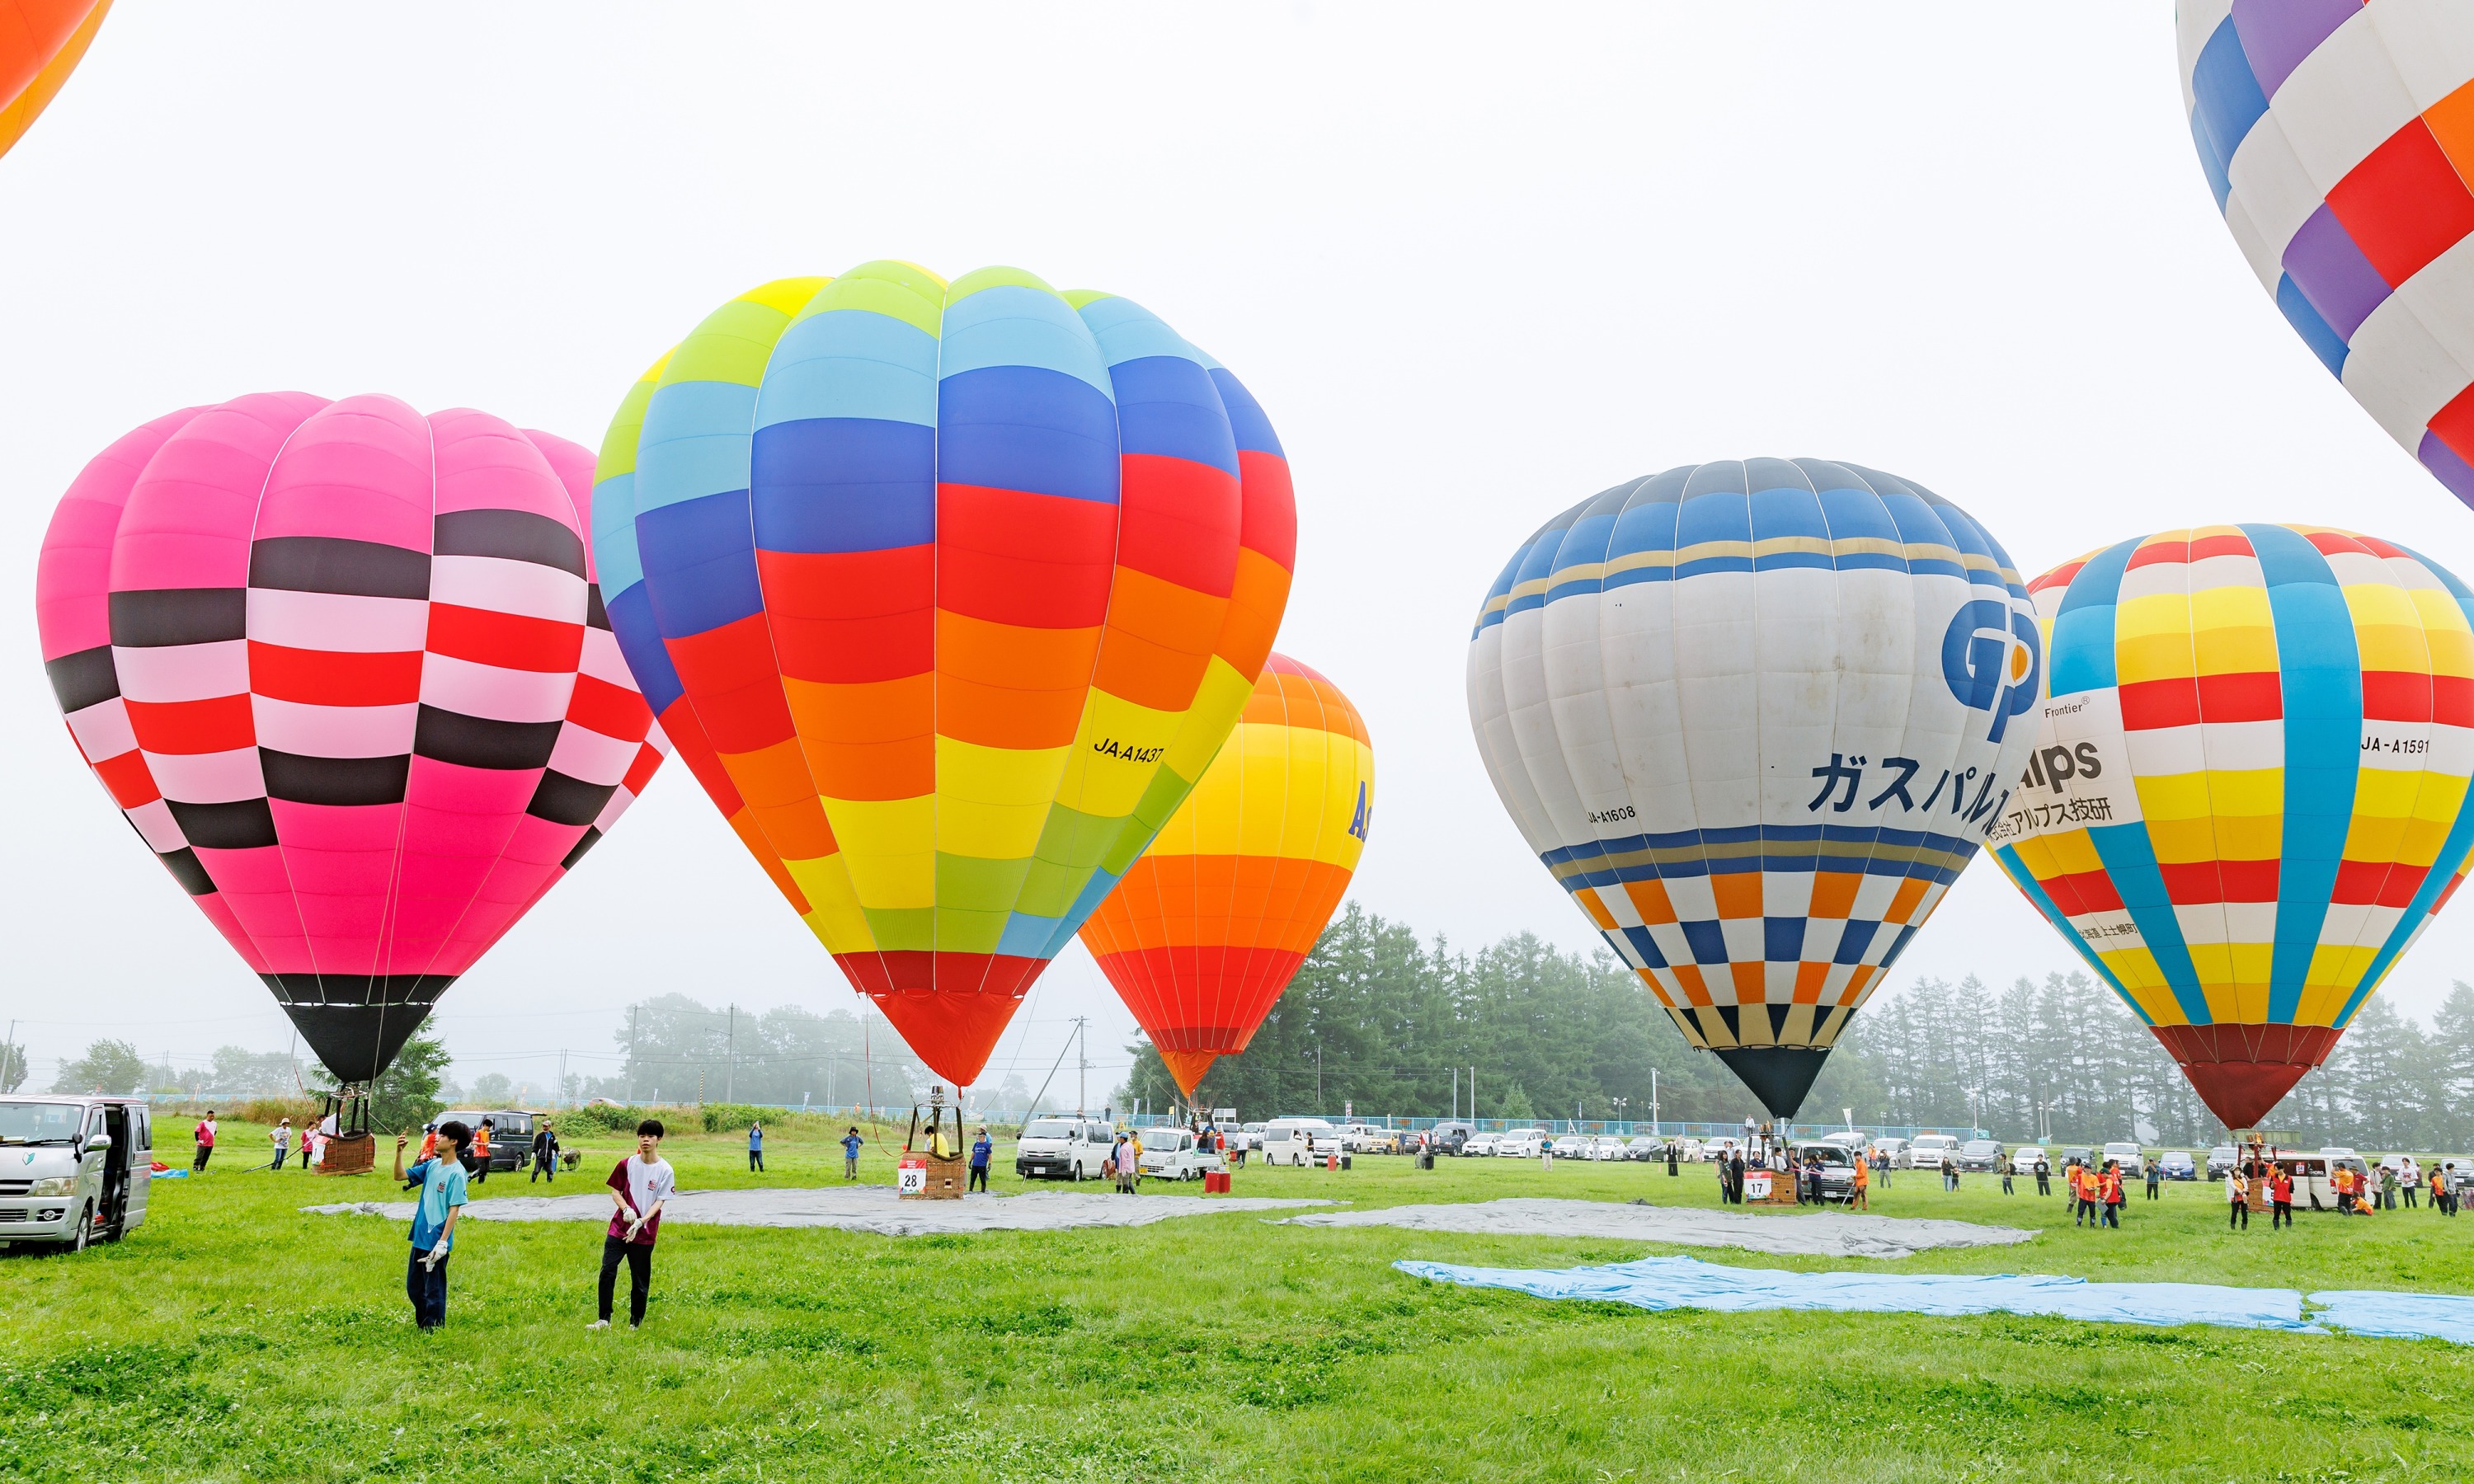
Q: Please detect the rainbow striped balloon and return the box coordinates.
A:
[1991,526,2474,1129]
[1080,653,1374,1098]
[594,263,1294,1085]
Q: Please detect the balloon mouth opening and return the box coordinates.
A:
[1710,1046,1832,1121]
[2151,1023,2340,1129]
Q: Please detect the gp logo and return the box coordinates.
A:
[1940,599,2040,743]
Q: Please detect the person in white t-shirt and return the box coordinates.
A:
[590,1119,675,1331]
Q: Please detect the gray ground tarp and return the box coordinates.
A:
[1277,1198,2034,1259]
[304,1186,1329,1237]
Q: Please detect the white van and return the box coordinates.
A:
[0,1096,154,1251]
[1260,1118,1342,1167]
[1497,1128,1548,1158]
[1013,1117,1113,1181]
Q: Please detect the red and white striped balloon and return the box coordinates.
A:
[35,393,668,1081]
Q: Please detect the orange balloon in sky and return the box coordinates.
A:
[1079,654,1375,1098]
[2,1,110,159]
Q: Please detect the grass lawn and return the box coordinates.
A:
[6,1120,2473,1482]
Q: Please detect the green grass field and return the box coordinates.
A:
[6,1120,2472,1482]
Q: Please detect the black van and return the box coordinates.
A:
[440,1110,536,1172]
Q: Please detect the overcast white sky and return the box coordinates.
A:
[7,4,2474,1101]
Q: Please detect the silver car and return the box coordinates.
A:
[0,1096,154,1251]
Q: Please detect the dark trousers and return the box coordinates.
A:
[2035,1173,2050,1195]
[749,1149,764,1172]
[2001,1172,2013,1195]
[531,1157,554,1183]
[193,1145,211,1172]
[968,1163,989,1192]
[599,1235,653,1326]
[407,1249,450,1328]
[2146,1179,2159,1200]
[2230,1199,2248,1229]
[2273,1200,2292,1228]
[2103,1200,2121,1228]
[2406,1185,2419,1208]
[271,1146,287,1171]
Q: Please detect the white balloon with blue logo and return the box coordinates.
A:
[1465,459,2042,1118]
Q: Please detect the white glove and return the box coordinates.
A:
[421,1239,449,1270]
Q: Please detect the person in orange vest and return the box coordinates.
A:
[2330,1163,2353,1215]
[1851,1153,1870,1210]
[2269,1165,2293,1229]
[2099,1160,2125,1228]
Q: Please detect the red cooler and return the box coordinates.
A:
[1204,1170,1231,1194]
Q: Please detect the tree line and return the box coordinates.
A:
[1121,904,2474,1152]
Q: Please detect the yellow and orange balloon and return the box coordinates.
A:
[2,1,108,159]
[1080,654,1374,1097]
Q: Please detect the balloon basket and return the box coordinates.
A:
[1743,1168,1799,1206]
[899,1086,967,1201]
[320,1132,375,1176]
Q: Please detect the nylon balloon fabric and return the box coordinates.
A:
[592,263,1296,1087]
[2178,2,2474,508]
[1990,526,2474,1130]
[35,395,670,1082]
[1079,654,1374,1097]
[1466,461,2042,1120]
[1,0,108,158]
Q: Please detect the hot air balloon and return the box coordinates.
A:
[35,394,670,1085]
[1989,525,2474,1130]
[2179,3,2474,510]
[1467,460,2042,1120]
[3,1,110,158]
[592,262,1296,1087]
[1079,653,1373,1098]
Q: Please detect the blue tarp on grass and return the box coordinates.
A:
[2307,1289,2474,1345]
[1394,1255,2326,1334]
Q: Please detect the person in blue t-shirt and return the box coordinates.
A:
[393,1120,471,1330]
[747,1121,764,1172]
[841,1127,864,1180]
[969,1127,993,1193]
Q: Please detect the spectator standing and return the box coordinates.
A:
[1666,1142,1679,1177]
[2402,1155,2422,1209]
[530,1121,557,1184]
[968,1126,992,1193]
[590,1120,675,1331]
[747,1121,764,1173]
[1126,1129,1145,1192]
[2227,1166,2250,1229]
[270,1118,292,1172]
[393,1121,470,1330]
[1110,1134,1131,1193]
[2380,1163,2399,1211]
[841,1127,863,1180]
[1540,1138,1554,1173]
[2270,1165,2294,1228]
[1941,1154,1958,1193]
[2145,1159,2161,1200]
[192,1111,217,1172]
[2001,1158,2014,1196]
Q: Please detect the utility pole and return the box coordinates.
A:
[628,1006,638,1100]
[558,1049,567,1110]
[1316,1045,1323,1111]
[726,1003,736,1103]
[1450,1066,1458,1122]
[1075,1017,1089,1116]
[1651,1068,1659,1134]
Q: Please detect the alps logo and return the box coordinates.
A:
[1940,600,2040,743]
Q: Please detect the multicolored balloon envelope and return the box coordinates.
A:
[1079,654,1373,1098]
[593,262,1295,1087]
[2,0,109,158]
[35,395,670,1082]
[1989,526,2474,1130]
[2178,2,2474,507]
[1468,461,2042,1119]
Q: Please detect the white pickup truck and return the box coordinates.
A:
[1136,1128,1228,1181]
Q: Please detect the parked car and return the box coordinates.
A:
[1462,1132,1503,1158]
[1136,1127,1227,1181]
[1788,1139,1864,1202]
[2205,1144,2239,1180]
[1357,1128,1404,1155]
[0,1096,153,1252]
[1704,1137,1743,1167]
[1569,1135,1626,1161]
[1957,1139,2004,1172]
[1239,1122,1268,1152]
[2157,1150,2198,1181]
[439,1109,536,1172]
[1869,1136,1909,1169]
[2009,1144,2049,1176]
[1260,1118,1343,1167]
[1672,1138,1705,1162]
[1907,1134,1960,1171]
[1496,1128,1548,1158]
[2100,1141,2147,1178]
[1427,1121,1475,1155]
[1625,1136,1667,1162]
[1014,1117,1113,1181]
